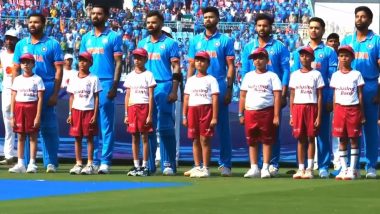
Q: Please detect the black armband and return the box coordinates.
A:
[172,73,182,82]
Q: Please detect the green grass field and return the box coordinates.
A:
[0,164,379,214]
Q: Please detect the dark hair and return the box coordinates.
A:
[309,17,325,29]
[355,6,373,20]
[146,10,164,23]
[28,13,46,25]
[202,6,219,18]
[255,13,274,25]
[92,5,110,16]
[326,33,339,41]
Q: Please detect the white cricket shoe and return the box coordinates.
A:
[219,166,232,177]
[46,164,56,173]
[184,166,201,177]
[244,168,260,178]
[344,168,356,180]
[9,164,26,173]
[302,169,314,179]
[163,167,174,176]
[198,168,210,178]
[97,164,110,174]
[69,164,83,175]
[366,168,377,179]
[293,169,304,179]
[335,169,347,180]
[261,168,271,179]
[26,163,38,173]
[81,165,96,175]
[189,167,202,178]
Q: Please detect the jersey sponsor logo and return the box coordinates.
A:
[205,50,217,58]
[355,52,369,60]
[87,47,105,54]
[148,53,161,60]
[34,55,44,62]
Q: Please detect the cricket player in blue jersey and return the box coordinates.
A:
[138,10,180,175]
[80,5,123,174]
[291,17,338,178]
[341,6,380,179]
[187,6,235,176]
[240,13,290,176]
[13,13,64,172]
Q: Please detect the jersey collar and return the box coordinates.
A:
[253,36,274,48]
[90,27,111,37]
[26,34,48,44]
[147,33,167,43]
[202,30,220,40]
[307,41,325,50]
[353,30,375,42]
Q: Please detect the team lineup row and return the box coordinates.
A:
[1,5,379,179]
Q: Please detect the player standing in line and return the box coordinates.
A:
[240,13,290,176]
[9,53,44,173]
[80,5,123,174]
[239,48,282,179]
[67,52,102,175]
[341,6,380,179]
[289,47,324,179]
[13,13,64,173]
[183,51,219,178]
[124,48,156,177]
[331,46,365,180]
[291,17,337,178]
[187,6,235,176]
[138,10,180,175]
[0,29,19,165]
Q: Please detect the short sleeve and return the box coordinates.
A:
[113,34,123,55]
[240,73,249,91]
[123,74,130,88]
[187,38,195,60]
[357,73,365,86]
[169,40,180,60]
[210,77,220,94]
[225,37,235,58]
[11,78,18,91]
[316,72,325,88]
[184,78,192,94]
[79,34,87,53]
[94,77,102,93]
[37,77,45,91]
[288,72,296,89]
[271,73,282,91]
[329,73,337,88]
[52,40,64,63]
[147,72,156,87]
[13,42,22,64]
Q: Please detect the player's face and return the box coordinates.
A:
[20,60,34,74]
[300,52,314,67]
[255,19,271,38]
[253,55,268,70]
[203,12,219,29]
[194,57,209,73]
[326,38,339,52]
[146,16,162,35]
[78,58,91,73]
[91,7,108,27]
[28,16,44,35]
[308,21,324,40]
[338,51,353,68]
[355,11,372,31]
[133,55,147,70]
[4,36,17,51]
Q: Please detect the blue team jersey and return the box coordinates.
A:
[291,42,338,102]
[188,31,235,80]
[13,34,64,82]
[138,34,180,81]
[341,30,380,80]
[241,36,290,86]
[80,28,123,79]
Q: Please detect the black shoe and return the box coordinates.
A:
[138,167,150,176]
[127,167,139,176]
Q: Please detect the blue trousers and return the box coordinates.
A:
[148,81,177,173]
[93,80,115,166]
[316,106,332,171]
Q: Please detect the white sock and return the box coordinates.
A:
[307,159,314,169]
[18,158,24,166]
[339,150,348,170]
[142,160,148,167]
[133,160,140,168]
[76,161,83,166]
[251,164,259,170]
[262,163,269,170]
[299,164,305,170]
[350,149,359,170]
[29,159,36,164]
[87,160,93,165]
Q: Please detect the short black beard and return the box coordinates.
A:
[92,20,105,27]
[148,28,160,35]
[29,28,43,36]
[355,23,369,31]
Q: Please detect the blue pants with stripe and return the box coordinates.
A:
[316,106,332,171]
[148,81,177,173]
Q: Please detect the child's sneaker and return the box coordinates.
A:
[343,168,356,180]
[244,168,260,178]
[293,169,304,179]
[335,168,347,180]
[69,164,83,175]
[9,164,26,173]
[302,169,314,179]
[26,163,38,173]
[137,167,150,176]
[184,166,200,176]
[190,168,202,178]
[81,165,96,175]
[261,168,271,179]
[127,167,139,176]
[198,168,210,178]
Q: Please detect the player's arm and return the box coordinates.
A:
[108,54,123,99]
[358,85,365,124]
[289,88,294,126]
[210,93,218,128]
[168,59,180,103]
[280,46,290,107]
[124,88,130,124]
[182,94,189,127]
[34,90,44,128]
[48,62,63,106]
[147,86,154,124]
[326,50,338,111]
[225,57,235,105]
[273,90,281,126]
[315,87,323,128]
[238,90,246,125]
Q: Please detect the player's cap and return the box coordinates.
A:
[19,53,35,62]
[338,45,355,58]
[248,47,269,59]
[195,51,210,60]
[298,46,315,58]
[64,53,74,60]
[132,48,148,58]
[162,26,173,37]
[5,28,18,38]
[78,52,93,64]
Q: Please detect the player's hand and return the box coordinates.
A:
[314,117,321,128]
[167,91,178,103]
[210,118,217,128]
[66,116,71,124]
[325,103,333,112]
[281,95,287,108]
[182,118,188,127]
[47,94,58,106]
[239,116,244,125]
[273,116,280,127]
[289,117,293,126]
[146,115,152,125]
[224,90,232,105]
[124,116,128,125]
[372,95,380,104]
[89,116,96,124]
[33,118,40,129]
[107,87,117,100]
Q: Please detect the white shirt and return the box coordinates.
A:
[123,70,156,105]
[184,74,219,106]
[0,50,15,89]
[67,73,102,110]
[289,69,325,104]
[241,71,282,110]
[330,70,365,105]
[11,74,45,102]
[61,68,78,88]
